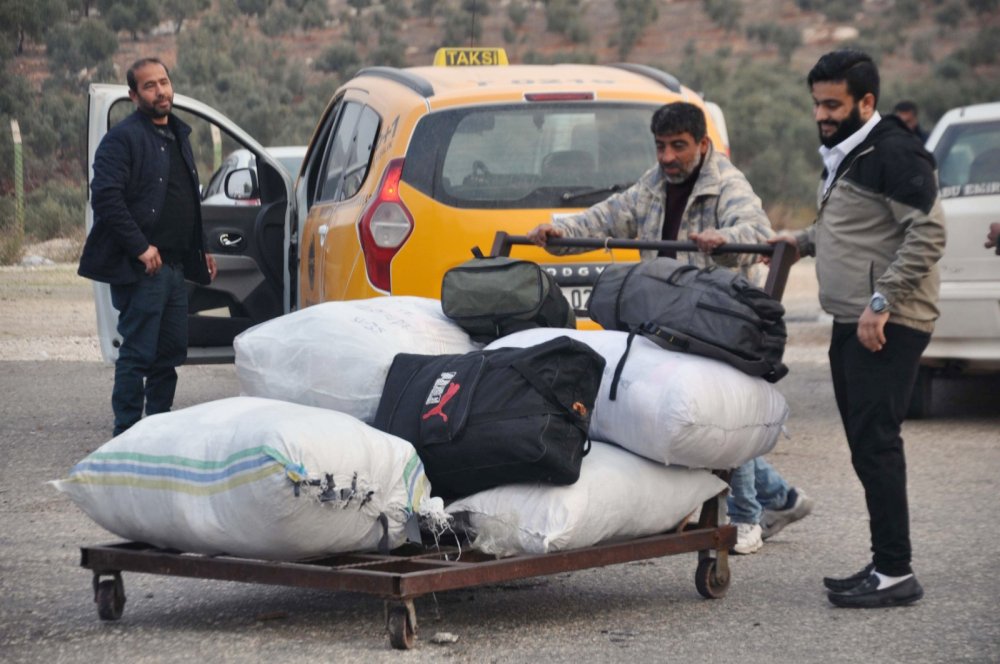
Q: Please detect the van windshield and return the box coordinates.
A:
[402,103,658,208]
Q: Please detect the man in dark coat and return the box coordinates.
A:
[79,57,216,435]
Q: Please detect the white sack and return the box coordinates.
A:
[52,397,445,560]
[487,328,789,469]
[234,296,478,422]
[446,441,727,556]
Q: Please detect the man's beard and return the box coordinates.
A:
[137,95,172,119]
[818,105,864,148]
[662,149,704,184]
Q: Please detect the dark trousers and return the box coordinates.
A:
[110,263,188,436]
[829,321,930,576]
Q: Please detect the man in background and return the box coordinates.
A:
[892,100,928,142]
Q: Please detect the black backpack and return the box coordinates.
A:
[373,336,605,499]
[441,248,575,343]
[587,258,788,393]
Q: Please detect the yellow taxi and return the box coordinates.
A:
[85,48,729,362]
[296,48,730,314]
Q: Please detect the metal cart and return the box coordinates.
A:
[80,235,797,650]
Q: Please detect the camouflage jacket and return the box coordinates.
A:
[549,144,773,285]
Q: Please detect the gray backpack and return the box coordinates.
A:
[441,248,576,343]
[588,258,788,394]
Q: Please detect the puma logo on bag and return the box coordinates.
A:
[422,380,461,422]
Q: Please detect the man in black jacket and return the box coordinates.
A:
[775,50,946,608]
[79,57,216,436]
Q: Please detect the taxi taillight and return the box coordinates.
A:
[358,158,413,293]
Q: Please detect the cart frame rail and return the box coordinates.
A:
[81,523,734,600]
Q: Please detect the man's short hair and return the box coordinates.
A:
[127,57,169,92]
[893,100,918,115]
[650,102,707,142]
[807,49,880,105]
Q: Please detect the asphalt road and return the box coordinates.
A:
[1,262,998,661]
[1,347,998,662]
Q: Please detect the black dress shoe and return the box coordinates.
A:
[823,562,875,592]
[827,573,924,608]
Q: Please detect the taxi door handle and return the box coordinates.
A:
[219,233,244,248]
[318,224,329,247]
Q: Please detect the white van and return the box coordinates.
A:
[914,101,1000,417]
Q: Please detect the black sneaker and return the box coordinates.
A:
[827,573,924,609]
[823,562,875,592]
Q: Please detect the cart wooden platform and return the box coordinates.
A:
[80,235,796,650]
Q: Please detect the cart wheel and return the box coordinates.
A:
[95,575,126,620]
[695,557,730,599]
[387,605,416,650]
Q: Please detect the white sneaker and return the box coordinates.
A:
[761,487,814,541]
[732,522,763,555]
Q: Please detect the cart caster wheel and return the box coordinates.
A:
[95,575,126,620]
[695,557,730,599]
[387,605,416,650]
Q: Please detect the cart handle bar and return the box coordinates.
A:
[488,232,797,301]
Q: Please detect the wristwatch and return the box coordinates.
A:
[870,293,889,313]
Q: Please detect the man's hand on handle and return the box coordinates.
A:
[687,229,727,254]
[763,234,801,266]
[526,223,564,247]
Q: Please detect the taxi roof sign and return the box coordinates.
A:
[433,47,508,67]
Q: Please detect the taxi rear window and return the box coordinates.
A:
[402,103,658,209]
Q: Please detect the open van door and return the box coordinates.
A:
[86,84,294,363]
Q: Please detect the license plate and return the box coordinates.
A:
[561,285,592,312]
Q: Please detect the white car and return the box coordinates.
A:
[913,101,1000,417]
[202,146,306,206]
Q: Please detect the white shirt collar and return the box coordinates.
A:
[819,110,881,194]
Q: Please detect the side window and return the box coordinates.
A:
[203,155,236,199]
[341,107,380,200]
[316,102,363,203]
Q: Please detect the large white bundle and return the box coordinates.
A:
[487,328,788,469]
[52,397,445,560]
[446,441,727,556]
[234,296,478,422]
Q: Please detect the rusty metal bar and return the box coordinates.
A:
[489,233,795,299]
[80,522,735,601]
[395,526,735,598]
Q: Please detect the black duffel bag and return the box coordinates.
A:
[373,336,605,499]
[588,258,788,391]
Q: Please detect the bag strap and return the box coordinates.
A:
[638,322,789,383]
[510,358,591,436]
[612,262,643,331]
[608,329,637,401]
[666,264,700,285]
[510,360,594,456]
